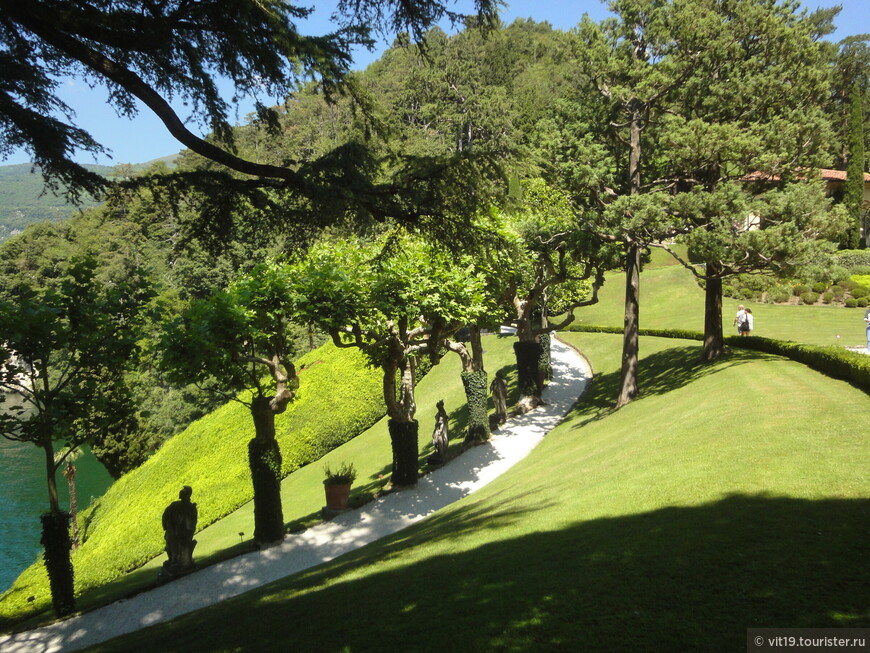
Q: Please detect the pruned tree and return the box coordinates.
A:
[291,234,488,483]
[0,256,153,616]
[160,261,300,546]
[495,179,619,409]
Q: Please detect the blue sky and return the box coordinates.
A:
[4,0,868,167]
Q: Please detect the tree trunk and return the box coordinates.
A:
[40,440,75,616]
[41,510,75,617]
[248,396,284,546]
[383,355,419,486]
[514,340,543,400]
[388,419,419,486]
[461,369,490,444]
[702,265,726,360]
[617,242,641,408]
[64,462,80,549]
[538,332,552,384]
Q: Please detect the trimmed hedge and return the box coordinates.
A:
[0,342,384,624]
[561,324,869,393]
[562,324,704,341]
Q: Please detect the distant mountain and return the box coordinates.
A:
[0,157,177,243]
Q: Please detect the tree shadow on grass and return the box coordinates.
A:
[88,494,869,653]
[568,346,777,428]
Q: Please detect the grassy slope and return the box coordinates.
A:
[91,333,869,652]
[0,342,386,624]
[0,334,521,629]
[573,249,867,348]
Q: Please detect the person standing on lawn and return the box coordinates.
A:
[733,305,746,335]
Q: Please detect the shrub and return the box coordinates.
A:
[812,282,828,294]
[792,284,810,296]
[846,298,859,308]
[830,265,852,284]
[799,292,819,305]
[852,265,870,276]
[851,274,870,288]
[822,292,833,304]
[739,288,756,300]
[850,286,869,299]
[858,298,869,308]
[766,286,791,304]
[834,249,870,270]
[722,284,736,298]
[831,286,846,300]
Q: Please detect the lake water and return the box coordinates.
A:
[0,405,113,593]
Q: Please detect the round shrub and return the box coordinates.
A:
[831,285,846,300]
[845,298,859,308]
[799,291,819,305]
[822,292,833,304]
[792,284,810,296]
[722,284,736,298]
[766,286,792,304]
[812,281,828,294]
[851,286,869,299]
[739,288,755,300]
[830,265,852,284]
[858,298,869,308]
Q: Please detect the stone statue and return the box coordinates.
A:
[490,370,508,428]
[428,400,449,465]
[160,485,198,578]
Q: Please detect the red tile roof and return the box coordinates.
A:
[742,168,870,183]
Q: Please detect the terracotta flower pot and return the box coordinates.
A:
[324,482,351,511]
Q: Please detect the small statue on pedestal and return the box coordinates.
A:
[428,400,449,466]
[490,370,508,429]
[160,485,198,579]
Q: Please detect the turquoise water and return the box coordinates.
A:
[0,401,113,592]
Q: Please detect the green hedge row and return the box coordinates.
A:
[0,342,384,624]
[562,324,704,341]
[561,324,869,393]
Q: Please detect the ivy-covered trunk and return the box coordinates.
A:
[249,396,284,546]
[41,511,74,617]
[388,419,419,486]
[703,265,726,361]
[538,332,552,385]
[514,340,543,399]
[40,439,75,616]
[460,369,490,443]
[383,355,419,486]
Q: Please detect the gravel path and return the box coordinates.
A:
[1,334,591,653]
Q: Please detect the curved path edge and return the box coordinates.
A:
[1,334,591,653]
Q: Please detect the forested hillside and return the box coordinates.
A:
[0,163,108,242]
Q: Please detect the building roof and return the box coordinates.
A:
[742,168,870,183]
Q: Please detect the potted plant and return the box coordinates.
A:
[323,462,357,512]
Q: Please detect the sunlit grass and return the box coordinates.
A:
[89,333,869,652]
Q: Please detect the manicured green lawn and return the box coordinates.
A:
[571,262,867,348]
[88,333,869,652]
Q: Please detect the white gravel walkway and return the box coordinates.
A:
[0,334,591,653]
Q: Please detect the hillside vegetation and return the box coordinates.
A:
[88,332,869,652]
[0,342,384,624]
[0,334,522,628]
